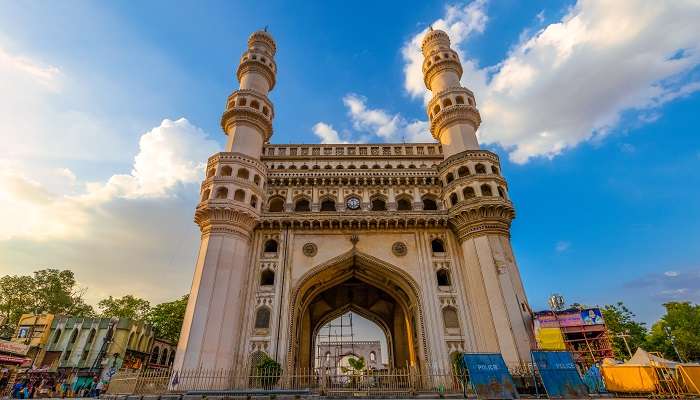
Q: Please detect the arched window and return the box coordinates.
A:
[160,348,169,365]
[446,173,454,183]
[320,199,336,212]
[397,198,412,211]
[260,269,275,286]
[250,195,258,208]
[371,198,387,211]
[384,164,393,169]
[436,269,451,286]
[264,239,278,253]
[237,168,250,180]
[295,198,311,212]
[360,165,368,169]
[313,165,320,169]
[449,193,458,206]
[433,104,440,115]
[372,165,380,169]
[457,166,469,177]
[234,189,246,201]
[300,165,309,170]
[369,351,376,362]
[255,307,271,329]
[463,187,476,199]
[491,166,499,175]
[237,97,247,106]
[442,98,453,107]
[480,184,493,196]
[288,165,297,169]
[475,163,487,174]
[408,164,416,169]
[268,197,284,212]
[348,165,356,169]
[397,164,405,169]
[431,239,446,253]
[53,329,62,344]
[150,346,160,364]
[201,189,211,202]
[324,165,332,169]
[455,96,465,105]
[215,187,228,199]
[254,175,261,185]
[443,306,460,330]
[336,165,344,169]
[262,106,269,116]
[220,166,232,176]
[207,169,215,178]
[497,186,506,198]
[422,197,438,210]
[250,100,260,110]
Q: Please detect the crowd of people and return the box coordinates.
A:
[0,371,105,399]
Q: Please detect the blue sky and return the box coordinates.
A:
[1,0,699,328]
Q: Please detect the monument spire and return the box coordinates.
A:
[421,29,481,158]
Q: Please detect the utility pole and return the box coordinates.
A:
[615,330,633,358]
[664,326,684,363]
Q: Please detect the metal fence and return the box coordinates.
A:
[106,366,476,397]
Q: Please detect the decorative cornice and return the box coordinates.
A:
[438,149,500,172]
[194,202,259,236]
[236,59,276,90]
[423,57,463,90]
[220,107,273,142]
[447,198,515,242]
[430,104,482,140]
[258,211,448,230]
[421,29,450,54]
[225,89,275,119]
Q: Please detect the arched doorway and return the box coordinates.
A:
[287,250,426,372]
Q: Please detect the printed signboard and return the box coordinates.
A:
[531,351,588,398]
[461,353,519,399]
[0,339,30,356]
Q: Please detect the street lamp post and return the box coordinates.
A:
[664,326,684,363]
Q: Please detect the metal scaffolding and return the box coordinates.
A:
[315,312,356,373]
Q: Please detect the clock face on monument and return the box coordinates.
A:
[346,197,361,210]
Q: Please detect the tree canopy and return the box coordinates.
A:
[0,269,94,338]
[147,295,188,343]
[98,294,151,320]
[601,302,648,359]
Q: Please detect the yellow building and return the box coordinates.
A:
[12,313,55,367]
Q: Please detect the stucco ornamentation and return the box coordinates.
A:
[392,241,407,257]
[302,242,317,257]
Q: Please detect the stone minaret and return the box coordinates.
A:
[422,29,534,365]
[173,30,275,371]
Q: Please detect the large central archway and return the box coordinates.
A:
[287,250,427,372]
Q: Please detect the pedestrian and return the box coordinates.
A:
[95,380,104,398]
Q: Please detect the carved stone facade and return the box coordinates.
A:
[173,29,535,375]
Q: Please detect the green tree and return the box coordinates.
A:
[31,269,94,316]
[98,295,151,320]
[646,302,700,362]
[147,295,188,342]
[0,269,94,338]
[0,275,35,338]
[601,302,648,359]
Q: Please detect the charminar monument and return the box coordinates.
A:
[173,29,535,374]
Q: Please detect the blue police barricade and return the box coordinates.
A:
[461,353,519,399]
[531,350,589,398]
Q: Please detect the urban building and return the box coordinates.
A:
[174,29,535,375]
[148,338,176,369]
[12,313,55,368]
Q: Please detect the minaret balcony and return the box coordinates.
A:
[429,104,481,140]
[237,52,276,90]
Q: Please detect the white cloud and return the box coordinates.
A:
[664,271,679,277]
[313,94,433,143]
[312,122,348,144]
[401,0,700,163]
[555,240,571,252]
[0,118,218,241]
